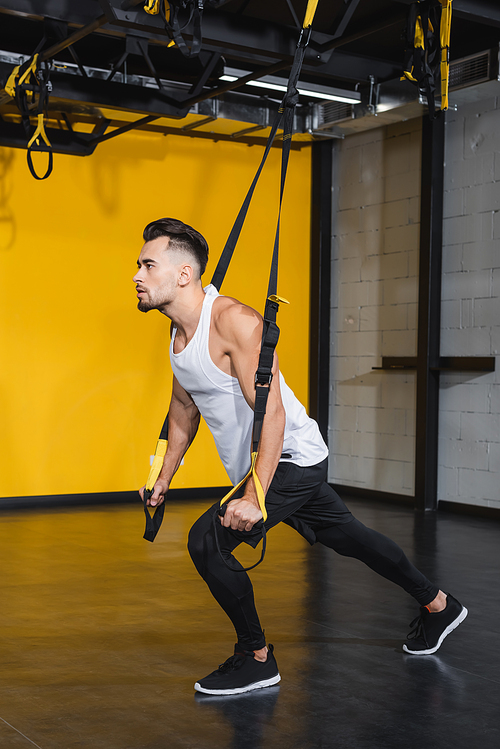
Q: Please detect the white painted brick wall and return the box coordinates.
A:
[329,119,421,495]
[439,96,500,510]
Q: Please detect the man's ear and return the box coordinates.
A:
[178,263,194,287]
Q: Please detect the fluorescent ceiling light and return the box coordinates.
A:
[219,70,360,105]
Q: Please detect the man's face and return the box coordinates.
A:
[133,238,179,313]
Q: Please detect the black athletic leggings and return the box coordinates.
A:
[187,461,439,651]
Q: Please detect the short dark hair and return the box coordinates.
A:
[142,217,209,278]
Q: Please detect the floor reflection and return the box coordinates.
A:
[195,687,280,749]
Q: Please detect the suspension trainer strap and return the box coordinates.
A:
[5,48,54,179]
[251,39,305,454]
[215,24,313,570]
[144,0,204,57]
[143,414,169,541]
[439,0,453,111]
[401,0,452,118]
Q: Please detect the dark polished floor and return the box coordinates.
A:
[0,497,498,749]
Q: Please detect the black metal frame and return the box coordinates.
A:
[415,114,447,511]
[309,139,333,443]
[2,0,498,158]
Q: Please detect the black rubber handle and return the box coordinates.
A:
[215,503,266,571]
[27,145,53,180]
[143,488,165,542]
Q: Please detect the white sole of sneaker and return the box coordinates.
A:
[403,605,468,655]
[194,673,281,695]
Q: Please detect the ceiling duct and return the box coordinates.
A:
[449,49,495,90]
[316,100,353,127]
[448,45,500,108]
[310,77,425,137]
[310,45,500,139]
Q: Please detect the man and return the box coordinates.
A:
[134,217,467,696]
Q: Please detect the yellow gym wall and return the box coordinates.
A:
[0,128,312,498]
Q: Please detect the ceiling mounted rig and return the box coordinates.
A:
[0,0,499,177]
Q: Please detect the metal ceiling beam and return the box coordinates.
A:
[305,50,401,85]
[97,1,331,63]
[327,0,363,39]
[39,14,108,62]
[0,0,100,25]
[0,0,402,88]
[453,0,500,27]
[0,117,99,154]
[316,11,408,54]
[0,61,189,117]
[393,0,500,27]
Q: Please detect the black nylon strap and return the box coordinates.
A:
[210,106,285,292]
[249,37,307,455]
[210,33,308,293]
[207,30,310,571]
[158,413,169,441]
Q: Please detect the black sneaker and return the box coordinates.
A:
[403,594,468,655]
[194,644,281,695]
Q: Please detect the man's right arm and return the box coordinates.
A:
[140,376,200,507]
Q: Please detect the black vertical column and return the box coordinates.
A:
[309,140,333,442]
[415,115,445,511]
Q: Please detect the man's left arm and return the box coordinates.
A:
[219,305,286,532]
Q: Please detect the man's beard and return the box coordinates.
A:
[137,299,156,312]
[137,286,173,312]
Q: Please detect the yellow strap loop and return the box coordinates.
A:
[219,451,267,522]
[27,113,52,149]
[302,0,319,29]
[145,438,168,491]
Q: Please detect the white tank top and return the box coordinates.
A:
[169,284,328,485]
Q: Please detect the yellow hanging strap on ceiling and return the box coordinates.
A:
[144,0,161,14]
[5,52,53,179]
[4,53,39,99]
[144,0,175,45]
[440,0,453,111]
[303,0,320,29]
